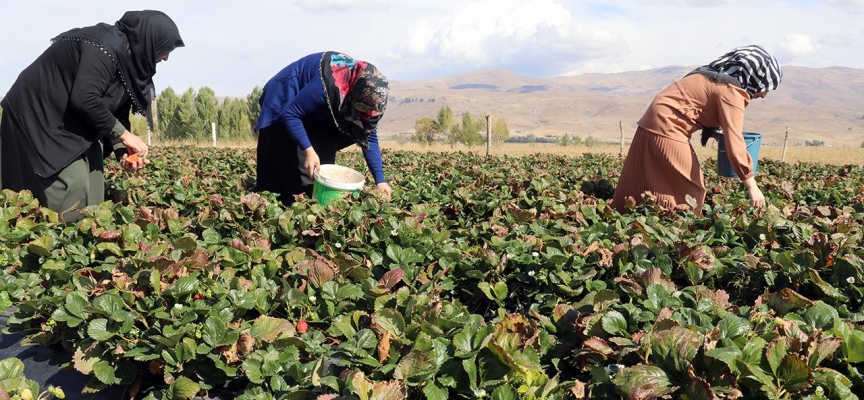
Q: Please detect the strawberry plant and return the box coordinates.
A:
[2,147,863,399]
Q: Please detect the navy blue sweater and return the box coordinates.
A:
[255,53,385,183]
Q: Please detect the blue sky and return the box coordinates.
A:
[1,0,862,96]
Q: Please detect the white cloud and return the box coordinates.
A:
[638,0,742,6]
[778,34,819,60]
[820,33,859,47]
[825,0,864,13]
[294,0,394,12]
[389,0,627,78]
[681,0,742,6]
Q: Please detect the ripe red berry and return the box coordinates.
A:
[297,320,308,333]
[193,294,203,300]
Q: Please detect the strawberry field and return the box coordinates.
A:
[2,147,864,399]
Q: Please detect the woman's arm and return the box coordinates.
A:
[361,131,391,199]
[105,99,132,160]
[716,91,753,180]
[361,131,386,184]
[279,81,328,150]
[68,44,125,140]
[717,89,765,207]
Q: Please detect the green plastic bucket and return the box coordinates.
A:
[312,164,365,205]
[717,132,762,179]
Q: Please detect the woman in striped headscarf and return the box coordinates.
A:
[612,45,782,213]
[254,52,392,204]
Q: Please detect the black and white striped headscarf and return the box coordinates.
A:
[698,45,782,95]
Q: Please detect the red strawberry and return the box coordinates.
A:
[193,294,203,300]
[297,320,308,333]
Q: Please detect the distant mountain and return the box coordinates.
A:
[383,66,864,147]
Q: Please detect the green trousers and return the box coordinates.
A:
[1,110,108,223]
[42,142,105,223]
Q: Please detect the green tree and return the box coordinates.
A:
[437,106,455,133]
[560,133,571,146]
[436,106,460,147]
[157,87,179,139]
[492,116,509,144]
[174,87,197,140]
[195,87,219,140]
[218,98,253,140]
[572,135,583,146]
[860,141,864,148]
[217,98,237,140]
[456,111,484,146]
[413,117,437,145]
[130,113,149,137]
[247,86,263,133]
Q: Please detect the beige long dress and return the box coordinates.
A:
[612,74,755,212]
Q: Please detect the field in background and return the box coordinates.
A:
[155,139,864,166]
[382,142,864,165]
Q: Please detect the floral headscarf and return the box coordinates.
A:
[320,52,389,149]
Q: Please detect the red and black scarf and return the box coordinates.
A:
[319,52,389,149]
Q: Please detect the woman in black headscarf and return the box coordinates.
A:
[0,10,183,222]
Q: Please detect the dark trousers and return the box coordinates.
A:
[255,122,354,204]
[1,110,104,223]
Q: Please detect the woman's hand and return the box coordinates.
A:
[119,131,148,158]
[303,147,320,179]
[743,177,766,208]
[120,153,150,172]
[376,182,392,200]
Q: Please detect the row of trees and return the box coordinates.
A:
[0,90,261,142]
[559,133,602,146]
[150,86,263,141]
[413,106,510,147]
[504,133,604,146]
[409,106,614,147]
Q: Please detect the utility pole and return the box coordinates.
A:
[485,114,491,157]
[149,89,157,146]
[781,126,789,162]
[619,121,624,158]
[212,122,217,148]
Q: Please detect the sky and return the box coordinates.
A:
[1,0,863,96]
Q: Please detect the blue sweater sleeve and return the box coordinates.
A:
[362,131,386,183]
[279,81,327,150]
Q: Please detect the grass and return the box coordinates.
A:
[152,139,864,166]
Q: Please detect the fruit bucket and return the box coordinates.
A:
[312,164,365,205]
[717,132,762,178]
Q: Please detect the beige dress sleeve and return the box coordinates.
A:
[714,86,754,180]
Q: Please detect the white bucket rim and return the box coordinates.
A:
[314,164,365,191]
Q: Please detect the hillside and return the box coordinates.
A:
[382,66,864,147]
